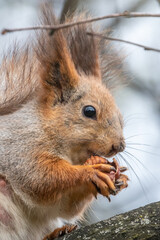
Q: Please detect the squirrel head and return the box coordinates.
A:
[36,6,125,164]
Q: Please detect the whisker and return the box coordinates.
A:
[124,113,146,122]
[89,207,101,222]
[124,150,146,169]
[125,134,150,140]
[126,146,160,156]
[117,154,129,171]
[124,150,160,184]
[119,153,149,201]
[124,118,146,127]
[126,142,154,147]
[85,205,101,223]
[117,154,133,180]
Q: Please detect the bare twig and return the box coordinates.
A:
[2,11,160,35]
[106,0,150,31]
[87,32,160,53]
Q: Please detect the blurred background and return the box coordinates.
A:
[0,0,160,224]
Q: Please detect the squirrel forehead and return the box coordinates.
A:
[77,76,116,106]
[66,75,120,119]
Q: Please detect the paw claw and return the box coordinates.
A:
[84,156,129,201]
[115,182,124,187]
[120,167,128,172]
[116,179,123,183]
[107,196,111,202]
[110,166,116,172]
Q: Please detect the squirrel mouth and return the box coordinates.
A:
[87,150,116,159]
[106,150,118,158]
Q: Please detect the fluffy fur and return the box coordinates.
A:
[0,4,126,240]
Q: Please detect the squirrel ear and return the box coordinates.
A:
[36,5,79,103]
[37,32,79,103]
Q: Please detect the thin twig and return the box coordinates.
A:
[87,32,160,53]
[106,0,150,31]
[1,11,160,35]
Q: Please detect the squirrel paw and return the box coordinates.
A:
[84,156,128,199]
[43,224,77,240]
[83,163,117,201]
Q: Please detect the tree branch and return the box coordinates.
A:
[57,201,160,240]
[87,32,160,53]
[2,11,160,35]
[107,0,150,30]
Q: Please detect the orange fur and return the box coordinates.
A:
[0,3,128,240]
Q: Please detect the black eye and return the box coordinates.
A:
[82,105,97,120]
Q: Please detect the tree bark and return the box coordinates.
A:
[58,201,160,240]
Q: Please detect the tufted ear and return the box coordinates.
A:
[68,24,101,79]
[36,4,79,104]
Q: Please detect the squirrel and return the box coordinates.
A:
[0,4,128,240]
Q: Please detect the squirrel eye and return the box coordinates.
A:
[82,105,96,120]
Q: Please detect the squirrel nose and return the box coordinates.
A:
[112,141,125,153]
